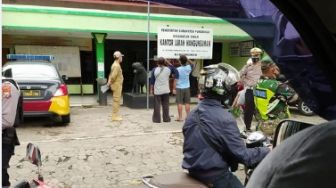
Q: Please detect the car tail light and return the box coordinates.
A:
[54,84,68,96]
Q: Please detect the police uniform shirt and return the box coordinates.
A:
[2,81,20,129]
[239,62,262,88]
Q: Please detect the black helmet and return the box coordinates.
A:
[198,63,239,101]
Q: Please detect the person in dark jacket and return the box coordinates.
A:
[182,63,270,188]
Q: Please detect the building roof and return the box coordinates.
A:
[3,4,253,41]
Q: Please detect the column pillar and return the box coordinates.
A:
[92,33,107,78]
[92,33,107,105]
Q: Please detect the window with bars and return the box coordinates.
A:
[239,40,255,56]
[229,42,240,56]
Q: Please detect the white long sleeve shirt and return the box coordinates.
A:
[2,81,20,130]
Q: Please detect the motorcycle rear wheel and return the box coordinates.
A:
[298,101,314,116]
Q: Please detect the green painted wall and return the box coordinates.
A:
[3,4,256,74]
[2,5,251,40]
[221,41,272,71]
[221,41,249,70]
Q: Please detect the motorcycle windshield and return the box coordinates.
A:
[149,0,336,120]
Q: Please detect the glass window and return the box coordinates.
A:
[5,63,59,80]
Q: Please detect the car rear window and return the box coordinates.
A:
[6,63,60,80]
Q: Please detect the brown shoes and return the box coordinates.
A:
[111,116,123,121]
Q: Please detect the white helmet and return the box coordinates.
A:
[198,63,239,100]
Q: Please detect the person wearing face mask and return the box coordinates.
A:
[2,78,21,188]
[182,63,270,188]
[254,59,298,136]
[238,47,263,133]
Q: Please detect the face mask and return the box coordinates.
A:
[252,57,260,63]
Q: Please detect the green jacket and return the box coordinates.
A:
[254,77,295,120]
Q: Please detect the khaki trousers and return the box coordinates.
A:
[112,84,122,118]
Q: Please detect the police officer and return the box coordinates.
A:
[107,51,124,121]
[182,63,270,188]
[2,78,21,187]
[239,47,263,133]
[254,59,297,136]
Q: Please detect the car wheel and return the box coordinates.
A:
[61,114,71,124]
[298,101,314,116]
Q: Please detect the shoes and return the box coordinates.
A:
[112,116,123,121]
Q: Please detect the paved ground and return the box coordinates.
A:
[9,103,326,188]
[68,94,199,107]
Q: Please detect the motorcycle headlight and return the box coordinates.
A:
[246,131,267,145]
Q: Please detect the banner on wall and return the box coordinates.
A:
[15,45,81,77]
[157,26,213,59]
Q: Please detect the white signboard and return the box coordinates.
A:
[15,45,81,77]
[157,26,213,59]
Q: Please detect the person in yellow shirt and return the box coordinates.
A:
[107,51,124,121]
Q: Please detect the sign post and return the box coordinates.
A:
[146,1,150,110]
[157,26,213,59]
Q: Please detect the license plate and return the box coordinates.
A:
[23,90,41,97]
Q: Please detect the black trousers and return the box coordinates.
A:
[153,94,171,123]
[244,89,255,130]
[2,144,14,187]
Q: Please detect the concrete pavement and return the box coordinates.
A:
[69,94,198,107]
[9,101,326,188]
[10,105,196,188]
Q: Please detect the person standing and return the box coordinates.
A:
[2,78,20,187]
[254,59,297,136]
[182,64,270,188]
[239,47,263,132]
[150,57,179,123]
[175,55,194,122]
[107,51,124,121]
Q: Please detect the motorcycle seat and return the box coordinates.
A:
[142,172,208,188]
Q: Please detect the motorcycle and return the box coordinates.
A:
[243,131,270,186]
[287,97,314,116]
[13,143,52,188]
[125,119,315,188]
[127,131,269,188]
[139,173,207,188]
[276,74,314,116]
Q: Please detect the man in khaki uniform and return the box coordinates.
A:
[107,51,124,121]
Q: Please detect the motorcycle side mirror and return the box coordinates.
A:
[25,143,42,167]
[273,120,315,147]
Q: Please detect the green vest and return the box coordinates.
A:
[254,78,290,120]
